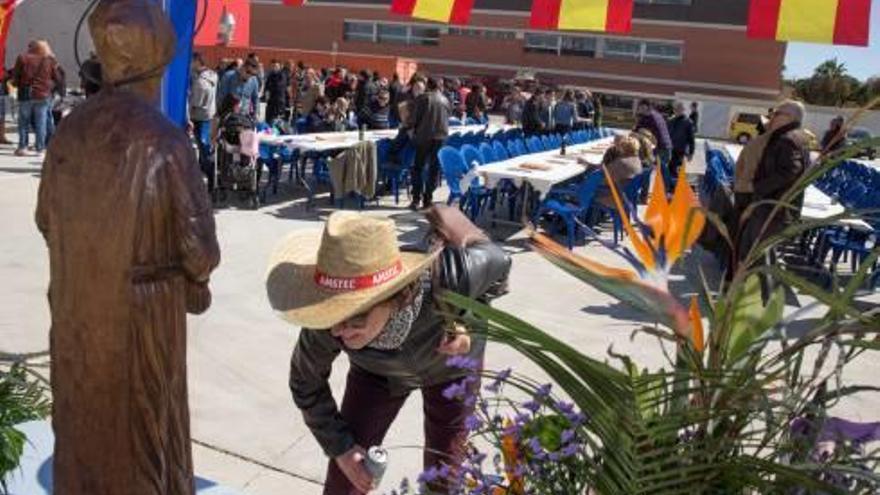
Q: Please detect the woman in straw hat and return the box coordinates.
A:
[267,206,511,494]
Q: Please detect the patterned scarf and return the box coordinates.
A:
[368,270,432,350]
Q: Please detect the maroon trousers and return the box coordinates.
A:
[323,366,476,495]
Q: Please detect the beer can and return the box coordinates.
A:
[363,445,388,488]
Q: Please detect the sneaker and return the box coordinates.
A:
[407,200,420,212]
[14,149,27,157]
[421,198,434,210]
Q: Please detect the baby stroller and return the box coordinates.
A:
[215,111,260,209]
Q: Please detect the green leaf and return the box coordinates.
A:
[726,275,784,362]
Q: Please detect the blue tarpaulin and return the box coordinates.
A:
[161,0,197,127]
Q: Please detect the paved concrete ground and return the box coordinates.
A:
[2,136,878,494]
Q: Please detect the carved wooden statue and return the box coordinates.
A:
[35,1,220,493]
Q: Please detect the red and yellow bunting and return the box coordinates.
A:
[747,0,872,46]
[530,0,634,33]
[0,1,16,79]
[390,0,476,25]
[282,0,307,5]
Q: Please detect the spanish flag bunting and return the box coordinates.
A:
[530,0,635,33]
[0,0,16,79]
[390,0,476,25]
[747,0,872,46]
[282,0,307,5]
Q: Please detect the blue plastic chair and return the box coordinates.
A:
[492,141,510,161]
[445,134,464,149]
[526,136,545,154]
[257,143,281,202]
[534,170,605,250]
[295,117,309,134]
[439,146,471,206]
[507,140,523,158]
[541,135,553,151]
[438,146,490,221]
[461,144,484,168]
[479,142,496,164]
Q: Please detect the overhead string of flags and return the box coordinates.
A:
[281,0,873,46]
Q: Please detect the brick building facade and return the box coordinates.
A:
[237,0,785,101]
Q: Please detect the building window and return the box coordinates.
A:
[603,39,642,62]
[643,41,683,64]
[635,0,692,4]
[524,33,560,54]
[377,24,408,44]
[448,27,516,40]
[409,25,441,45]
[560,36,598,57]
[343,21,375,42]
[344,20,440,46]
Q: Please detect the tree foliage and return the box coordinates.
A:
[791,58,880,107]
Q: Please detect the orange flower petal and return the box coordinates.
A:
[645,165,669,249]
[601,165,656,271]
[689,295,705,353]
[532,232,638,281]
[664,163,705,266]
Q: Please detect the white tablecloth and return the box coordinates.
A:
[473,138,614,197]
[260,124,513,153]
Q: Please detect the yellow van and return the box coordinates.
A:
[728,112,764,144]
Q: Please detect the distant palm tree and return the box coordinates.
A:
[813,58,848,79]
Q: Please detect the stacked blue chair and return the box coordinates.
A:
[533,170,605,250]
[540,135,553,151]
[460,144,484,168]
[492,141,510,161]
[438,146,490,221]
[479,143,496,164]
[446,134,464,149]
[526,136,545,154]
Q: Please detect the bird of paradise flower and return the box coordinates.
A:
[531,163,706,350]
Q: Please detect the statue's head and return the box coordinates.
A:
[89,0,176,100]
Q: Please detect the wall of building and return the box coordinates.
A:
[6,0,95,81]
[248,1,785,100]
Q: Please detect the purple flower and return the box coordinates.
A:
[442,381,467,400]
[446,355,480,371]
[522,400,541,414]
[555,400,575,414]
[566,411,588,426]
[561,443,579,458]
[465,414,483,432]
[485,368,512,393]
[561,428,576,444]
[417,466,440,484]
[514,412,531,425]
[528,437,543,454]
[535,383,552,398]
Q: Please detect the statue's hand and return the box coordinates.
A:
[186,281,212,315]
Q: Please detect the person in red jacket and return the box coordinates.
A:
[13,40,62,157]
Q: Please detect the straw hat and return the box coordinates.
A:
[266,212,439,329]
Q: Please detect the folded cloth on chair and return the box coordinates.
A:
[328,140,378,198]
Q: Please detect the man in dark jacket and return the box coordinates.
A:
[270,207,511,495]
[633,100,672,164]
[736,100,810,265]
[410,78,451,210]
[263,60,290,124]
[667,101,696,178]
[521,89,546,137]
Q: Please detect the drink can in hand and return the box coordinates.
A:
[364,446,388,488]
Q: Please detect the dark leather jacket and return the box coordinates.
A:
[289,241,511,457]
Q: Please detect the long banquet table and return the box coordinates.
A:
[471,137,615,197]
[260,124,513,154]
